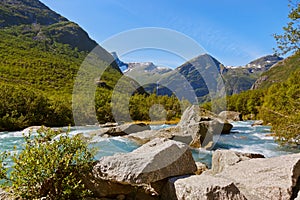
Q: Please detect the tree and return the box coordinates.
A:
[274,0,300,55]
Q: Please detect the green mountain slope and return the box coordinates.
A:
[0,0,184,131]
[0,0,66,27]
[251,53,300,89]
[0,0,122,130]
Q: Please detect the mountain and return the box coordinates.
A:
[119,54,222,102]
[251,53,299,89]
[223,55,283,94]
[0,0,123,130]
[125,62,172,82]
[167,54,222,101]
[246,55,283,72]
[0,0,105,53]
[115,53,282,101]
[0,0,66,27]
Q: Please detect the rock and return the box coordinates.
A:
[195,162,208,175]
[177,105,203,127]
[178,105,233,134]
[217,153,300,200]
[163,174,246,200]
[127,106,233,148]
[251,120,264,126]
[211,150,265,174]
[83,138,196,198]
[94,138,196,184]
[171,106,233,146]
[126,126,178,144]
[178,120,212,148]
[219,111,242,122]
[81,176,138,198]
[91,123,151,137]
[210,118,233,134]
[128,121,212,148]
[120,123,151,134]
[177,105,216,127]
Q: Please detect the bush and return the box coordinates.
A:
[0,126,95,199]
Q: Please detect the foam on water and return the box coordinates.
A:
[214,121,300,159]
[252,133,274,140]
[150,124,176,130]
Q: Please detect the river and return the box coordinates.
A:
[1,121,299,168]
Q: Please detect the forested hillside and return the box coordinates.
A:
[0,0,186,131]
[0,21,122,130]
[252,53,300,89]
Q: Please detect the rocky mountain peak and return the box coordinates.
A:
[245,55,283,70]
[0,0,67,27]
[178,53,222,72]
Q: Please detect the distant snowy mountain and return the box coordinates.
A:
[112,52,283,98]
[222,55,283,94]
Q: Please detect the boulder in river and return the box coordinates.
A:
[218,111,242,122]
[162,151,300,200]
[82,138,196,198]
[162,174,247,200]
[127,105,233,148]
[174,105,233,136]
[211,150,265,175]
[90,122,151,137]
[216,153,300,200]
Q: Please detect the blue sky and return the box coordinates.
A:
[40,0,290,67]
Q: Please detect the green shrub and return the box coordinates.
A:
[0,126,95,199]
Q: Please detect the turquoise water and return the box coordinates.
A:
[1,121,299,168]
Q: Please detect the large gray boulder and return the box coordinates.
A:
[126,126,179,144]
[219,111,242,122]
[93,138,196,184]
[163,174,246,200]
[128,121,213,148]
[127,106,233,148]
[178,105,233,135]
[211,150,265,174]
[217,153,300,200]
[83,138,196,198]
[176,106,233,146]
